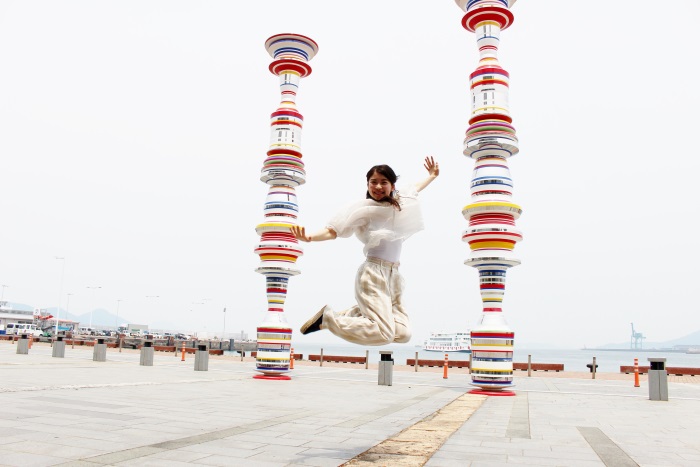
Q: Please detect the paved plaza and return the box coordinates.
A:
[1,342,700,466]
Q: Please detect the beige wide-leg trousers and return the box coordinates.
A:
[321,258,411,345]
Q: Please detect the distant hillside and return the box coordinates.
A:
[600,329,700,349]
[661,330,700,346]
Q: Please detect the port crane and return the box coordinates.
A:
[630,322,645,349]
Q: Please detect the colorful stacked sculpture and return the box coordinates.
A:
[455,0,521,392]
[254,34,318,380]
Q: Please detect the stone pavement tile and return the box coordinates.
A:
[119,423,198,437]
[194,454,286,466]
[504,456,604,466]
[0,439,108,459]
[424,458,473,467]
[348,427,401,438]
[522,448,599,461]
[286,454,358,467]
[623,445,685,463]
[275,422,326,435]
[437,443,524,456]
[295,447,368,459]
[281,432,349,444]
[231,430,310,447]
[207,436,267,450]
[24,434,133,453]
[301,438,371,450]
[428,449,507,463]
[145,449,212,463]
[0,451,68,467]
[113,459,195,467]
[439,436,481,448]
[177,442,262,458]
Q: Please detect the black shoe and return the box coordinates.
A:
[300,306,325,335]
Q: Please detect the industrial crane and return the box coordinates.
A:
[630,322,645,349]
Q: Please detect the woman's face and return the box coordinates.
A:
[367,171,395,201]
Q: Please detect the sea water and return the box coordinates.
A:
[231,343,700,373]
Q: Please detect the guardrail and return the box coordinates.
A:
[309,354,367,364]
[620,366,700,376]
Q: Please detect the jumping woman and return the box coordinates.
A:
[290,156,440,346]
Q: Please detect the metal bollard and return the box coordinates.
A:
[378,351,394,386]
[648,357,668,401]
[587,357,598,378]
[527,354,532,377]
[140,341,154,366]
[194,344,209,371]
[16,334,29,355]
[52,335,66,358]
[93,338,107,362]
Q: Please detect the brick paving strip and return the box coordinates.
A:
[342,392,487,466]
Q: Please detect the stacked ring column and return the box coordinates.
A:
[253,34,318,380]
[455,0,522,392]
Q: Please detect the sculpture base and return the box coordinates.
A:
[469,388,515,396]
[253,374,291,381]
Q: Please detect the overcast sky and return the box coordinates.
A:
[2,1,699,348]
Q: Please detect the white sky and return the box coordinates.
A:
[2,1,699,348]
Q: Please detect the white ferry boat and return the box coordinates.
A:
[423,331,471,353]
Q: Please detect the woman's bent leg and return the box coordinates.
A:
[391,271,411,343]
[321,262,395,345]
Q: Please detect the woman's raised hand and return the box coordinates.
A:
[290,225,311,242]
[424,156,439,178]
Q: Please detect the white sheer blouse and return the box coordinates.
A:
[325,184,424,261]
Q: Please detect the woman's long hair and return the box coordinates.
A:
[366,164,401,210]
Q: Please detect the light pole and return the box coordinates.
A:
[66,293,74,318]
[223,307,227,341]
[55,257,66,338]
[86,286,101,329]
[1,284,8,301]
[115,299,122,333]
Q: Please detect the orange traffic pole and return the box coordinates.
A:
[290,347,295,370]
[443,353,449,379]
[28,336,33,349]
[181,344,186,362]
[634,357,640,387]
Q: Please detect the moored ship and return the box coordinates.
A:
[423,331,471,353]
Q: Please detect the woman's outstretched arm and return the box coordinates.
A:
[290,225,337,243]
[415,156,440,193]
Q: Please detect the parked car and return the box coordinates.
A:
[5,323,42,337]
